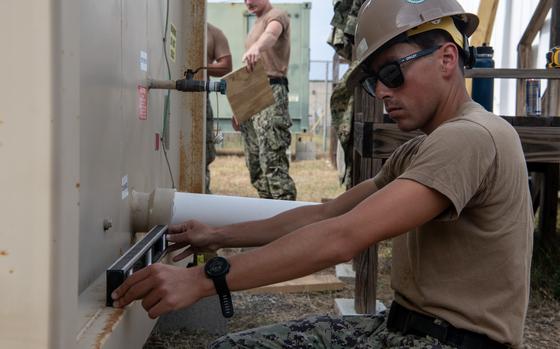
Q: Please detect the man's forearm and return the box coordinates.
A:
[213,179,380,249]
[207,56,232,77]
[214,203,328,248]
[206,64,229,77]
[250,30,279,54]
[225,215,351,292]
[221,179,450,293]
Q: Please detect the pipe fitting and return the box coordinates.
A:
[130,188,176,232]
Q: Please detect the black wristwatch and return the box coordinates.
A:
[204,256,234,318]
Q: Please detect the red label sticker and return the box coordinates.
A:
[155,133,160,151]
[138,86,148,120]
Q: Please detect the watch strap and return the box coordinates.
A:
[213,275,234,318]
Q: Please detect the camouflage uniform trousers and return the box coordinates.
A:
[206,98,217,194]
[239,83,297,200]
[209,312,457,349]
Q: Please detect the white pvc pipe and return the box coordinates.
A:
[170,192,318,227]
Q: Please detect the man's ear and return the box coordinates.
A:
[440,43,459,75]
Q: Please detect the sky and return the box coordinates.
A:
[208,1,481,79]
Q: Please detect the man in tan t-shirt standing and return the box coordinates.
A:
[206,23,232,194]
[113,1,533,347]
[233,0,297,200]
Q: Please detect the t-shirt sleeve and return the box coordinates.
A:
[212,27,231,61]
[266,9,289,33]
[398,122,496,220]
[373,136,425,190]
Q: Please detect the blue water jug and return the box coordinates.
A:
[471,45,495,112]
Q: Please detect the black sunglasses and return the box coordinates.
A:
[361,45,442,98]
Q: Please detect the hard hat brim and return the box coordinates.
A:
[346,12,479,90]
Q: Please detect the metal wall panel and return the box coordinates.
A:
[79,0,190,292]
[0,0,201,345]
[1,0,81,346]
[1,1,58,346]
[80,0,126,292]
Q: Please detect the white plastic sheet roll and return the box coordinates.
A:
[170,193,318,226]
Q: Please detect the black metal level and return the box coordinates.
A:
[106,225,168,306]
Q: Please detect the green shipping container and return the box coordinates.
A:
[208,2,311,133]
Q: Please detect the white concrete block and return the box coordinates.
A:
[334,298,387,316]
[335,263,356,282]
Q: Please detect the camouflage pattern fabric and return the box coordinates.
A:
[210,313,457,349]
[330,61,359,188]
[330,0,352,29]
[327,27,352,61]
[345,0,365,36]
[239,84,297,200]
[327,0,366,60]
[206,98,217,194]
[144,326,211,349]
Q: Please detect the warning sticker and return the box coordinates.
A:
[169,24,177,63]
[138,86,148,120]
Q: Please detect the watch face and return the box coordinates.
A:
[205,257,229,277]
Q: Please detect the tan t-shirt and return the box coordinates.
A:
[207,23,231,64]
[245,8,290,77]
[373,102,533,348]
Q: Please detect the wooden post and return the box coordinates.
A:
[544,0,560,117]
[352,84,384,314]
[516,0,553,115]
[541,0,560,240]
[552,0,560,46]
[181,0,206,193]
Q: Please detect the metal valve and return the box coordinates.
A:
[147,68,227,94]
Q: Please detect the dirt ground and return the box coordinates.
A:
[145,156,560,348]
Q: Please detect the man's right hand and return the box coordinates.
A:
[242,45,260,72]
[166,220,221,262]
[112,262,214,318]
[231,116,240,131]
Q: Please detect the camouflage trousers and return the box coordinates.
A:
[240,83,297,200]
[206,98,217,194]
[209,313,457,349]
